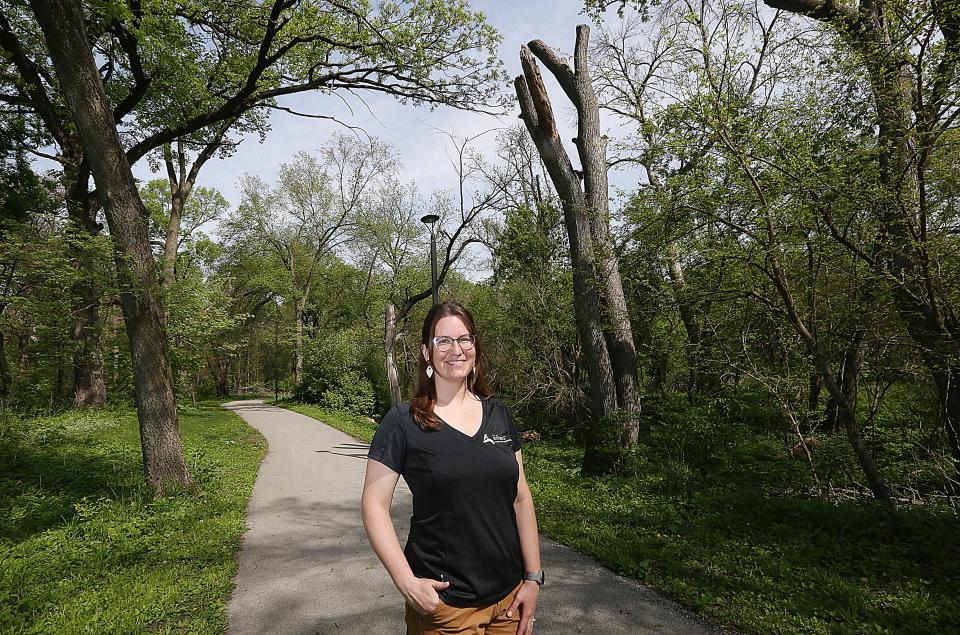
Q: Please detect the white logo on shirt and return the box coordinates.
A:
[483,433,512,445]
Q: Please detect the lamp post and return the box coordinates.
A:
[420,213,440,305]
[273,296,281,403]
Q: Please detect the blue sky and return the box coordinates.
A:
[131,1,631,215]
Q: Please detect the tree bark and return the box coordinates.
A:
[385,302,401,406]
[665,240,713,394]
[71,286,107,407]
[825,329,865,432]
[516,41,621,475]
[30,0,192,496]
[294,295,305,386]
[64,153,108,407]
[528,25,643,446]
[0,330,10,403]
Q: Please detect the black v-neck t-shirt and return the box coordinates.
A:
[367,398,524,607]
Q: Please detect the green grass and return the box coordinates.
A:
[0,401,266,634]
[524,442,960,635]
[275,400,378,443]
[278,394,960,635]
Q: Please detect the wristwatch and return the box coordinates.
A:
[524,570,545,586]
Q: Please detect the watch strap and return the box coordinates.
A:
[524,570,545,585]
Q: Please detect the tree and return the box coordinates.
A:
[515,25,643,475]
[593,14,721,392]
[350,132,499,406]
[593,0,960,485]
[141,179,229,294]
[757,0,960,477]
[155,120,240,293]
[224,137,393,384]
[28,0,192,495]
[7,0,508,493]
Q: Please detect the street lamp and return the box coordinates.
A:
[420,213,440,305]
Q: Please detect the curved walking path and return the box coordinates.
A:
[223,400,732,634]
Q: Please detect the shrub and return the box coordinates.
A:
[296,328,380,416]
[320,370,376,417]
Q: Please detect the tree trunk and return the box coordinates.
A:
[808,371,822,417]
[64,155,108,407]
[767,261,890,504]
[767,0,960,481]
[385,302,402,406]
[825,330,864,432]
[71,289,108,407]
[161,185,185,292]
[857,9,960,475]
[557,25,643,445]
[515,40,621,475]
[31,0,192,496]
[294,296,305,386]
[215,354,230,397]
[666,240,714,394]
[160,133,224,292]
[0,329,8,403]
[527,26,643,446]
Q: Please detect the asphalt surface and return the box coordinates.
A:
[223,399,733,634]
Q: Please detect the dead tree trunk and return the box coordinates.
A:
[385,302,401,406]
[31,0,192,496]
[527,26,643,446]
[515,40,621,475]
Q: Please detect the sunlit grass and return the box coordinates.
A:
[0,401,266,633]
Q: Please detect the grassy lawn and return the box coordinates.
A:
[277,397,960,635]
[278,401,378,443]
[0,401,266,634]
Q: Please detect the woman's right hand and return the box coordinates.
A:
[400,577,450,615]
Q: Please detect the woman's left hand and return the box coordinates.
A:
[506,580,540,634]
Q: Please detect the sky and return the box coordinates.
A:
[129,1,633,218]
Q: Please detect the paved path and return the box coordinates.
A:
[224,400,732,634]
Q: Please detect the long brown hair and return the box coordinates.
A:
[411,301,493,430]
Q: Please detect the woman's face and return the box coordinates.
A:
[423,315,476,384]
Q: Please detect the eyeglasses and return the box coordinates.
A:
[432,335,477,352]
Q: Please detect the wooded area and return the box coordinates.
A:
[2,0,960,630]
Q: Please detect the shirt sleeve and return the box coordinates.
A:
[367,406,408,473]
[506,405,523,452]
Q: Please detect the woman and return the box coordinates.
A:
[362,301,543,635]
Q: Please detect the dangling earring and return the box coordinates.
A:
[426,365,434,378]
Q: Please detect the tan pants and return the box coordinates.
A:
[405,581,523,635]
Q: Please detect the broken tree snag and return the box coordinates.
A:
[516,42,621,475]
[527,26,644,445]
